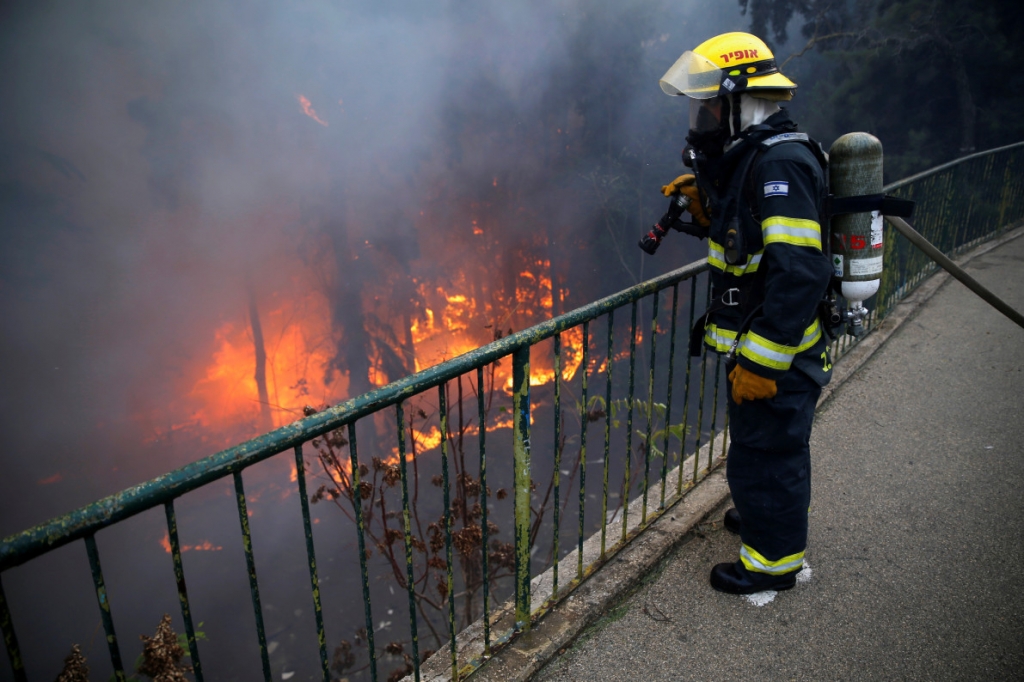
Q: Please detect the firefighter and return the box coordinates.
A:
[658,32,834,594]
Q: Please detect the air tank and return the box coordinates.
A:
[829,132,884,334]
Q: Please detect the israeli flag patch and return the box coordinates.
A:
[764,181,789,197]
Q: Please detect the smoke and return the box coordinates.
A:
[1,2,784,677]
[0,0,757,526]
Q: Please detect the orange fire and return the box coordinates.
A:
[160,250,588,455]
[139,286,345,446]
[159,180,590,459]
[191,290,342,429]
[160,532,223,553]
[298,94,328,127]
[212,255,579,438]
[394,256,585,394]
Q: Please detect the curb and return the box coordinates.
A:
[470,466,730,682]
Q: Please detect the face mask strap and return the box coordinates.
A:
[731,93,742,140]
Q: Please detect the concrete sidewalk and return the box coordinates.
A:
[534,232,1024,681]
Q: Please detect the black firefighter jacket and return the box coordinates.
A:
[701,112,834,386]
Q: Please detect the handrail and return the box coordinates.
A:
[884,215,1024,328]
[0,259,709,572]
[883,141,1024,193]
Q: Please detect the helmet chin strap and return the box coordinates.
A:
[730,93,742,140]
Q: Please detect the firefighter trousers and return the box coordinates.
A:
[726,364,821,575]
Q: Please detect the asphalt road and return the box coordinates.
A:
[535,233,1024,681]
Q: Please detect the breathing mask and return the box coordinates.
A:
[685,95,732,159]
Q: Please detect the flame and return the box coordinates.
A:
[298,94,328,127]
[164,250,579,448]
[160,532,223,553]
[412,425,443,452]
[147,201,590,450]
[400,256,585,393]
[142,288,344,444]
[560,326,585,382]
[367,365,390,388]
[538,274,554,311]
[189,292,341,430]
[37,473,62,485]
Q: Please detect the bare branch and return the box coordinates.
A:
[781,31,863,69]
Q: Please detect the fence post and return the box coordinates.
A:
[512,345,532,630]
[0,576,26,682]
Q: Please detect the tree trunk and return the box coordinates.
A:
[247,286,273,430]
[328,222,374,400]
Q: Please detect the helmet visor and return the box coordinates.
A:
[659,50,721,99]
[689,96,726,133]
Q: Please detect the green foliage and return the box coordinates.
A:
[576,395,689,460]
[177,624,208,652]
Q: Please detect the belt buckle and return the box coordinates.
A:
[722,288,741,306]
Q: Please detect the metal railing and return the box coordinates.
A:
[2,142,1023,682]
[877,142,1021,298]
[1,257,729,682]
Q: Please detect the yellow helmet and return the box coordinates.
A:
[660,32,796,100]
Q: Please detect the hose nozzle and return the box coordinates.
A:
[638,193,692,255]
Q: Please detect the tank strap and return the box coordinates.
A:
[826,193,915,218]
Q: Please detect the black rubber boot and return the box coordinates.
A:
[709,561,798,595]
[723,507,741,535]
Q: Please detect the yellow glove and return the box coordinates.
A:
[661,174,695,197]
[728,364,777,404]
[660,174,710,228]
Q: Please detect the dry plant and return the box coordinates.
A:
[305,354,566,680]
[135,615,191,682]
[55,644,89,682]
[57,615,199,682]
